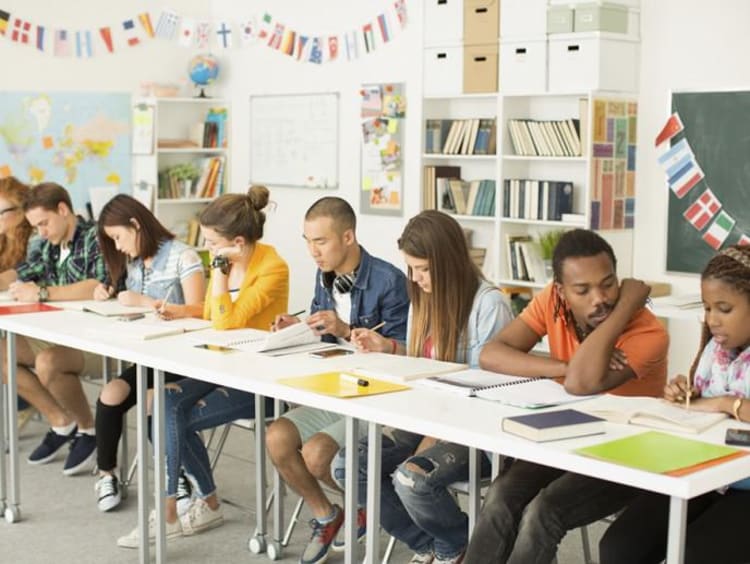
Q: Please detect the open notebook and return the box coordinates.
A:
[79,300,154,317]
[578,395,728,434]
[191,323,336,356]
[417,368,593,408]
[87,315,211,340]
[343,354,467,382]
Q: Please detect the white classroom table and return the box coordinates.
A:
[1,308,750,564]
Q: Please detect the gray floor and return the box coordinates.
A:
[1,380,605,563]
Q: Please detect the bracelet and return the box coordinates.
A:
[733,397,744,422]
[390,339,397,354]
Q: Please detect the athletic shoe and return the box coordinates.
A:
[95,474,122,512]
[62,433,97,476]
[409,553,435,564]
[116,509,183,548]
[300,504,344,564]
[331,507,366,552]
[179,498,224,535]
[434,551,464,564]
[176,471,193,516]
[27,427,76,465]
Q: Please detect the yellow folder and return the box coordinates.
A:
[278,371,410,398]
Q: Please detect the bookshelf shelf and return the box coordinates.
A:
[502,155,587,163]
[500,218,585,227]
[422,154,497,161]
[496,278,546,289]
[156,148,228,155]
[446,214,496,223]
[424,93,499,101]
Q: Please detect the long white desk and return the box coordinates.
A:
[1,308,749,564]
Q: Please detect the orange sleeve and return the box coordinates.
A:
[519,283,553,337]
[613,309,669,396]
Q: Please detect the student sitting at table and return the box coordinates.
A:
[333,210,513,564]
[264,196,409,564]
[598,244,750,564]
[462,228,669,564]
[117,185,289,548]
[0,176,41,430]
[92,194,206,512]
[2,182,107,475]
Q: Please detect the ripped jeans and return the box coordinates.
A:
[332,428,490,560]
[163,377,273,498]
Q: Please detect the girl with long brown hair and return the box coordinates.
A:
[0,176,34,289]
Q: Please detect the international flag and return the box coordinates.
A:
[327,36,339,61]
[377,13,390,43]
[268,23,284,49]
[0,10,10,36]
[738,234,750,246]
[178,18,195,47]
[393,0,408,28]
[155,10,179,40]
[655,112,684,146]
[99,27,114,53]
[76,30,93,58]
[36,25,45,51]
[702,210,736,250]
[344,30,358,61]
[309,37,322,64]
[215,22,232,49]
[239,19,255,46]
[138,13,155,38]
[362,23,375,53]
[258,13,273,41]
[196,22,210,49]
[668,156,703,199]
[123,19,140,46]
[279,29,295,56]
[11,18,31,44]
[657,138,693,172]
[683,188,721,231]
[295,36,309,61]
[54,29,71,57]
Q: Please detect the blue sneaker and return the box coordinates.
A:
[62,433,96,476]
[27,427,77,465]
[331,507,366,552]
[300,505,344,564]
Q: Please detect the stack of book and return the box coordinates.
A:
[423,165,461,210]
[424,118,496,155]
[158,155,226,200]
[505,235,547,283]
[507,118,581,157]
[440,178,496,217]
[502,179,574,221]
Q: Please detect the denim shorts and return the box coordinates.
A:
[283,405,368,447]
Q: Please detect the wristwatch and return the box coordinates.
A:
[733,397,744,422]
[38,283,49,303]
[210,254,230,275]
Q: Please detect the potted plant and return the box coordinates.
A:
[536,229,566,280]
[168,163,200,197]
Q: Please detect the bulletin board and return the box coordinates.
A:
[359,82,406,216]
[249,93,339,189]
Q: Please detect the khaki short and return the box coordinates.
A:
[23,336,103,378]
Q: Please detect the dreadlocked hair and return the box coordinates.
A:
[688,245,750,379]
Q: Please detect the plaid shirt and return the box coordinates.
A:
[15,217,106,286]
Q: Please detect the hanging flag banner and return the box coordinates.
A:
[195,21,210,49]
[178,17,195,47]
[702,210,736,250]
[35,25,45,51]
[683,187,721,231]
[75,30,93,58]
[155,10,179,40]
[138,13,155,38]
[122,19,140,47]
[99,27,114,53]
[239,18,256,46]
[739,234,750,246]
[0,10,10,35]
[655,112,684,147]
[54,29,71,57]
[11,17,30,43]
[215,21,232,49]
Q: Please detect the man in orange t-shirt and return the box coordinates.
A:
[464,228,669,564]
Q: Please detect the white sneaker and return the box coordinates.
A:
[176,471,193,516]
[179,498,224,536]
[116,509,183,548]
[95,474,121,512]
[409,553,435,564]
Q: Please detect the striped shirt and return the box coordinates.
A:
[16,217,106,286]
[125,239,204,304]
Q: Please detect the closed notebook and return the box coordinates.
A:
[278,371,410,398]
[576,431,746,475]
[578,395,727,434]
[502,409,606,442]
[88,315,211,340]
[191,325,336,356]
[80,300,154,317]
[0,302,62,315]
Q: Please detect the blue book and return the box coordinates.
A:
[502,409,605,442]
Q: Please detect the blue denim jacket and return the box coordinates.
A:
[311,246,409,342]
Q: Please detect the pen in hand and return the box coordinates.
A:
[159,284,175,315]
[369,321,386,333]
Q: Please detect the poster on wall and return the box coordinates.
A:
[359,83,405,217]
[0,91,131,213]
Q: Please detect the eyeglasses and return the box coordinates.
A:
[0,206,19,216]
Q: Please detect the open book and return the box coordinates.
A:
[417,369,594,408]
[191,323,336,356]
[88,315,211,341]
[79,300,154,317]
[578,395,727,434]
[344,354,467,382]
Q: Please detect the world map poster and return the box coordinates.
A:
[0,92,131,212]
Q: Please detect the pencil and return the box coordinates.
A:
[370,321,386,333]
[289,309,306,318]
[159,284,175,314]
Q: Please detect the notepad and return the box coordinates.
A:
[80,300,154,317]
[578,395,727,434]
[278,371,410,398]
[0,303,62,315]
[88,315,211,340]
[576,431,746,475]
[345,354,467,382]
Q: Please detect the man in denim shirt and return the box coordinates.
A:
[6,183,107,476]
[267,197,409,564]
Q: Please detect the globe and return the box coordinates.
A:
[188,54,220,98]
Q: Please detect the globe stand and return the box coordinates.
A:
[194,85,210,99]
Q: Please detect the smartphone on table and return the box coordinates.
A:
[116,313,146,322]
[309,348,354,359]
[725,428,750,446]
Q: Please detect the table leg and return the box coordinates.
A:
[248,394,269,555]
[467,447,480,535]
[5,332,20,523]
[344,416,359,564]
[136,364,150,564]
[365,422,382,564]
[269,397,285,560]
[0,331,6,517]
[666,496,687,564]
[152,369,166,563]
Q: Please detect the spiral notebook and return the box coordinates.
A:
[191,324,337,356]
[418,368,591,408]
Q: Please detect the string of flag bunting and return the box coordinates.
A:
[0,2,407,63]
[655,112,749,250]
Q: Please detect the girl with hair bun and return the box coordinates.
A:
[117,185,290,548]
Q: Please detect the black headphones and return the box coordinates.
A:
[323,271,357,294]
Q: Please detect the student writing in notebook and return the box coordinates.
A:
[333,210,513,564]
[264,196,409,564]
[464,229,669,564]
[91,194,206,512]
[2,183,107,476]
[117,185,289,547]
[599,244,750,564]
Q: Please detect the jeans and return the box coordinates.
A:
[163,377,273,498]
[464,460,637,564]
[332,429,490,560]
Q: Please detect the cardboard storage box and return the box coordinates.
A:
[500,39,547,93]
[424,46,464,97]
[575,2,629,33]
[464,0,499,45]
[464,43,499,93]
[424,0,463,45]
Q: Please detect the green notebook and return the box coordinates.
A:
[576,431,742,474]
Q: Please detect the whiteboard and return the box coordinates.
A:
[250,93,339,189]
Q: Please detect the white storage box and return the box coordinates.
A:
[424,0,463,45]
[500,39,547,94]
[501,0,548,39]
[424,46,464,97]
[548,33,639,92]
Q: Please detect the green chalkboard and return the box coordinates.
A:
[667,91,750,274]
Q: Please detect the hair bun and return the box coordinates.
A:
[247,184,270,211]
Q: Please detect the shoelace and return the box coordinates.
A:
[177,474,192,499]
[97,477,117,497]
